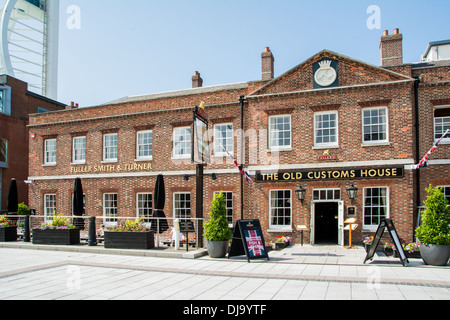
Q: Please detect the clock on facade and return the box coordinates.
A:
[313,59,338,88]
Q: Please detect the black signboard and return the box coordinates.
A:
[228,220,269,263]
[364,219,408,267]
[179,220,195,233]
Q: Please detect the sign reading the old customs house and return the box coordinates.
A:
[256,167,404,182]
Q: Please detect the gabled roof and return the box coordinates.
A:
[248,49,413,97]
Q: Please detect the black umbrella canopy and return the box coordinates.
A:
[151,174,169,234]
[73,178,85,230]
[7,178,18,213]
[73,178,84,216]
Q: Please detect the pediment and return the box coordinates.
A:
[248,50,412,96]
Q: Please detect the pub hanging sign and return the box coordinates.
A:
[256,167,404,183]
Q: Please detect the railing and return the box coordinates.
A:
[3,215,207,249]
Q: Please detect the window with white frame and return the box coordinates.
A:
[434,106,450,142]
[136,193,152,223]
[214,123,233,155]
[0,138,7,166]
[363,187,388,228]
[314,111,338,147]
[363,107,388,143]
[174,193,191,219]
[0,87,11,116]
[0,90,3,114]
[103,133,118,162]
[269,115,291,149]
[72,136,86,164]
[214,191,233,226]
[173,127,191,158]
[313,189,341,201]
[137,130,153,160]
[44,194,56,218]
[103,193,118,224]
[269,190,292,229]
[44,139,57,165]
[438,186,450,204]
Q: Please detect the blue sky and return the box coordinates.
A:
[2,0,450,107]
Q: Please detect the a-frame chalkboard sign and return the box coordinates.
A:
[364,219,409,267]
[228,220,269,263]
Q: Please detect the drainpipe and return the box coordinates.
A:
[239,96,247,220]
[414,77,422,235]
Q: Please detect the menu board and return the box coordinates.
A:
[229,220,269,262]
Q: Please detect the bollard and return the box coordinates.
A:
[88,216,97,246]
[23,215,30,243]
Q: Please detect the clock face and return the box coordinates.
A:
[314,67,337,87]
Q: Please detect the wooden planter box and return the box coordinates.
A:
[0,227,17,242]
[104,231,154,249]
[32,228,80,245]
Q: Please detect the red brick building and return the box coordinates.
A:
[0,75,66,213]
[27,29,450,246]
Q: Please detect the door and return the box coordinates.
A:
[338,201,344,246]
[310,202,315,244]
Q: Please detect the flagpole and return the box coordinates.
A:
[239,96,246,220]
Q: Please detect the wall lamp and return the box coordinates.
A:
[346,183,359,204]
[295,185,307,204]
[183,173,217,181]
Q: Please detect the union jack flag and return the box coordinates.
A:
[416,129,449,169]
[245,230,265,257]
[220,145,253,182]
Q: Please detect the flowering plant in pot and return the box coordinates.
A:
[204,192,232,258]
[32,214,80,245]
[415,185,450,266]
[0,215,17,242]
[105,217,154,249]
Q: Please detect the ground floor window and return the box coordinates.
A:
[269,190,291,229]
[136,193,152,223]
[174,193,191,219]
[103,193,118,224]
[44,194,56,219]
[363,187,388,228]
[313,189,341,201]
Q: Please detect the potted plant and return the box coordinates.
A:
[0,215,17,242]
[384,242,394,257]
[394,241,421,259]
[275,235,292,250]
[204,192,232,258]
[363,236,373,253]
[32,214,80,245]
[415,185,450,266]
[104,217,154,249]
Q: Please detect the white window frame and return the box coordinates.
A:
[136,130,153,160]
[214,191,233,227]
[362,107,389,144]
[438,185,450,205]
[44,139,57,165]
[136,192,153,223]
[0,86,11,116]
[269,189,292,230]
[72,136,86,164]
[44,194,56,221]
[312,188,341,201]
[172,127,191,159]
[269,115,292,150]
[173,192,191,219]
[314,111,338,148]
[214,123,234,156]
[434,105,450,143]
[0,138,7,168]
[103,193,118,226]
[363,187,389,230]
[103,133,118,162]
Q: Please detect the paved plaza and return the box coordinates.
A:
[0,243,449,301]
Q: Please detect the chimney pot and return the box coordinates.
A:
[393,28,399,35]
[192,71,203,88]
[261,47,275,80]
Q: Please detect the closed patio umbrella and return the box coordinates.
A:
[7,178,18,214]
[151,174,169,243]
[73,178,85,230]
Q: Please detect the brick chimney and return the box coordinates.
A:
[192,71,203,88]
[262,47,275,80]
[380,28,403,67]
